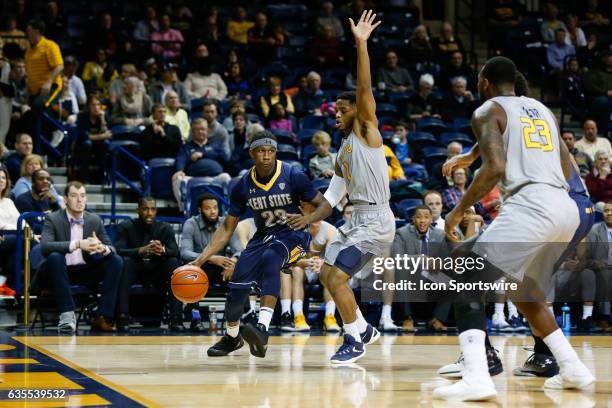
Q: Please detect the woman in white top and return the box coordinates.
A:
[183,59,228,101]
[0,166,20,296]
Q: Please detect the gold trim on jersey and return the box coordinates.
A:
[250,160,282,191]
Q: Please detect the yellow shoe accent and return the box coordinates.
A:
[324,315,341,332]
[294,313,311,331]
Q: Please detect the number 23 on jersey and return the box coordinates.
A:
[520,117,554,152]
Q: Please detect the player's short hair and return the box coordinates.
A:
[413,205,432,215]
[152,103,166,113]
[138,196,156,207]
[27,19,46,35]
[481,56,517,87]
[514,71,529,97]
[197,193,219,209]
[337,91,356,104]
[312,130,331,144]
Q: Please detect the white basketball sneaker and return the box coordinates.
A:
[544,362,595,390]
[432,378,497,401]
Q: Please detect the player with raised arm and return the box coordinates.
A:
[287,10,396,364]
[431,56,595,401]
[191,131,327,358]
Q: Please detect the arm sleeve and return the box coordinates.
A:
[323,174,347,208]
[179,219,200,262]
[228,180,247,217]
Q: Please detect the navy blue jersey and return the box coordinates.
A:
[229,161,318,236]
[568,163,588,200]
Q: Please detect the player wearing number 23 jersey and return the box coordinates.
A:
[227,160,318,290]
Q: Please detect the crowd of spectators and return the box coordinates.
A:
[0,0,609,332]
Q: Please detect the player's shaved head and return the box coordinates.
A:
[337,91,356,104]
[514,71,529,97]
[481,56,517,87]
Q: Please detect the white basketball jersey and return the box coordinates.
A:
[336,132,390,205]
[490,96,569,194]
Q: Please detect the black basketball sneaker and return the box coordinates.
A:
[241,322,269,358]
[437,346,504,378]
[512,353,560,377]
[207,334,245,357]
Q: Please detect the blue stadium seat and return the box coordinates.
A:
[451,117,472,133]
[247,113,263,124]
[395,198,423,220]
[276,145,299,162]
[407,131,440,147]
[402,163,428,182]
[439,132,474,147]
[376,103,399,118]
[104,223,119,243]
[270,129,295,145]
[149,158,175,199]
[298,129,319,147]
[323,68,349,89]
[301,115,327,130]
[422,147,448,174]
[190,98,206,113]
[416,118,447,136]
[184,178,227,217]
[301,144,317,165]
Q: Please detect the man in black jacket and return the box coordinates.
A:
[140,103,182,161]
[114,197,184,332]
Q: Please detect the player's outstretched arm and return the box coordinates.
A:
[444,102,506,240]
[191,215,240,267]
[351,10,382,148]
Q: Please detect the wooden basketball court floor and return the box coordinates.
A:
[0,332,611,407]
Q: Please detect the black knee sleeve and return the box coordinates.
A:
[225,289,251,322]
[454,300,487,333]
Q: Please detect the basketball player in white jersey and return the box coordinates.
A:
[431,56,595,401]
[287,10,396,364]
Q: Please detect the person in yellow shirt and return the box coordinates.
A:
[24,19,63,108]
[383,144,406,182]
[226,7,254,45]
[82,48,118,101]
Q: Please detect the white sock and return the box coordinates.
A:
[381,304,392,321]
[258,307,273,331]
[325,301,336,317]
[249,299,257,312]
[292,299,303,317]
[582,305,593,320]
[494,302,505,318]
[543,329,581,365]
[507,300,518,318]
[343,320,361,342]
[280,299,291,315]
[227,324,239,338]
[549,305,555,316]
[459,329,490,382]
[355,307,369,333]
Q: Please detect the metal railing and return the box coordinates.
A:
[110,144,151,217]
[35,111,75,161]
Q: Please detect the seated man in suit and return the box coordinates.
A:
[392,205,452,332]
[115,197,183,332]
[40,181,122,333]
[15,169,61,235]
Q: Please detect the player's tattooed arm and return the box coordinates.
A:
[351,10,382,148]
[191,215,240,267]
[444,102,506,240]
[286,192,333,230]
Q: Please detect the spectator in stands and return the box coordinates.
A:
[383,144,407,183]
[12,154,60,202]
[565,14,587,49]
[63,56,85,107]
[547,28,576,71]
[442,167,468,211]
[149,63,188,106]
[0,15,27,51]
[310,24,344,67]
[479,183,502,221]
[222,99,251,133]
[563,130,593,177]
[49,75,78,147]
[562,57,587,115]
[268,103,293,133]
[406,74,440,120]
[487,0,524,53]
[0,55,11,150]
[110,76,152,127]
[108,64,141,106]
[5,133,32,184]
[141,103,182,161]
[172,118,231,210]
[316,2,344,39]
[393,205,451,332]
[39,181,121,333]
[583,51,612,136]
[438,76,476,122]
[226,7,254,45]
[8,58,30,128]
[575,119,612,160]
[202,102,231,159]
[225,62,252,100]
[133,6,159,42]
[433,22,464,65]
[458,205,485,238]
[406,25,434,68]
[115,197,183,332]
[260,76,294,118]
[74,96,112,183]
[376,51,414,93]
[184,57,227,101]
[247,12,281,65]
[181,193,240,331]
[90,13,124,56]
[82,48,118,100]
[164,90,190,142]
[294,71,326,118]
[430,141,463,190]
[24,19,63,109]
[423,190,445,231]
[541,3,567,43]
[43,1,63,41]
[0,166,19,296]
[168,1,193,32]
[151,14,184,60]
[580,0,610,28]
[393,122,411,166]
[439,51,476,92]
[15,169,61,234]
[586,150,612,205]
[309,131,336,180]
[229,122,263,176]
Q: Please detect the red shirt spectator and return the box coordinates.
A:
[151,14,184,59]
[586,150,612,203]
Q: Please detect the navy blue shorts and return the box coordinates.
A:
[554,195,595,271]
[229,230,311,290]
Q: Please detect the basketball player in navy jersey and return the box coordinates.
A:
[438,71,596,380]
[192,131,326,358]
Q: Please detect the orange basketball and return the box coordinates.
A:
[171,265,209,303]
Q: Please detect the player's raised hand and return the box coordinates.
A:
[349,10,381,42]
[442,152,475,177]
